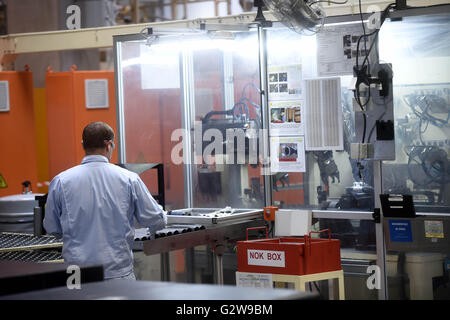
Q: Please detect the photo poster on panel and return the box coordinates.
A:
[267,64,304,138]
[267,64,306,173]
[270,136,306,173]
[269,100,304,137]
[140,43,181,90]
[268,64,302,101]
[316,23,370,77]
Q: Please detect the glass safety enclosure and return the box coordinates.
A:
[114,27,265,285]
[113,4,450,299]
[113,18,381,296]
[379,9,450,300]
[114,31,186,210]
[265,22,379,300]
[114,28,264,211]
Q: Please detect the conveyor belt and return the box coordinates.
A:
[155,224,206,238]
[0,250,63,263]
[0,232,63,253]
[166,208,263,226]
[134,224,206,241]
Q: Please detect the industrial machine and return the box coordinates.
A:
[0,0,447,301]
[0,68,39,197]
[46,66,117,179]
[0,191,42,234]
[110,0,450,299]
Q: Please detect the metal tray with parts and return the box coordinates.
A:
[0,250,63,263]
[134,224,206,241]
[0,232,63,253]
[166,207,263,226]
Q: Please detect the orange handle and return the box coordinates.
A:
[246,226,268,240]
[305,229,331,257]
[309,229,331,240]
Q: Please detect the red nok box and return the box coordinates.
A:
[237,228,341,275]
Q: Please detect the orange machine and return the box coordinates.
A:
[46,66,117,179]
[0,68,39,196]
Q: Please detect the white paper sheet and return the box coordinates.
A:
[268,64,302,101]
[269,100,304,137]
[317,23,369,77]
[236,272,273,288]
[270,136,306,173]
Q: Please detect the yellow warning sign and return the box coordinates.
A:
[0,173,7,188]
[425,220,444,239]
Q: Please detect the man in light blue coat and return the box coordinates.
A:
[44,121,167,280]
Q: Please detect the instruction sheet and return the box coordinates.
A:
[316,23,368,77]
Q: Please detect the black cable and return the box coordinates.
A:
[353,79,368,143]
[355,28,378,69]
[358,0,370,74]
[422,97,450,128]
[367,110,386,143]
[367,95,388,142]
[229,82,261,121]
[356,82,371,110]
[403,94,450,131]
[407,147,450,187]
[355,3,395,72]
[354,2,395,143]
[313,281,321,295]
[241,82,261,97]
[360,3,396,68]
[361,112,367,143]
[418,118,427,145]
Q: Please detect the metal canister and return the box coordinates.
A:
[0,193,43,234]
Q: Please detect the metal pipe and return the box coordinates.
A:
[312,210,374,220]
[185,248,196,283]
[160,252,171,281]
[374,160,388,300]
[33,207,43,236]
[180,48,194,208]
[113,39,127,163]
[257,23,273,207]
[214,253,224,285]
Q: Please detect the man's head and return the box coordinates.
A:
[82,122,115,161]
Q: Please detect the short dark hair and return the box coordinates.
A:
[82,122,115,152]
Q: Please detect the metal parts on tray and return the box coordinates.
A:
[0,232,62,253]
[166,207,263,226]
[0,250,63,263]
[134,224,206,241]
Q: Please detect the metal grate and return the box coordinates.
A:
[0,250,63,263]
[304,77,343,150]
[0,232,63,253]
